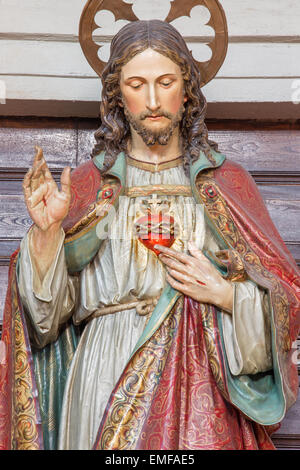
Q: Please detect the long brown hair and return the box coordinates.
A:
[91,20,218,174]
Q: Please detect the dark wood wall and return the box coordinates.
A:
[0,117,299,449]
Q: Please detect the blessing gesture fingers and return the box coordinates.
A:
[23,146,71,231]
[155,241,233,314]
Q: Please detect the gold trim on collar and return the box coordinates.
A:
[125,184,192,198]
[127,155,184,173]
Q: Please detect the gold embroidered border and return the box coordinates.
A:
[125,184,192,198]
[201,304,229,400]
[11,270,41,450]
[127,155,183,172]
[196,177,290,353]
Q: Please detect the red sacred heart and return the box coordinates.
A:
[135,212,176,256]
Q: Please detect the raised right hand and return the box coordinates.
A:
[23,146,71,232]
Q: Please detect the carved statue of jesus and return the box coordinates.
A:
[1,20,299,451]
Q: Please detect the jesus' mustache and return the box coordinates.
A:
[123,103,185,146]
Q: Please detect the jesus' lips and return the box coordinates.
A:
[141,111,172,122]
[146,115,164,121]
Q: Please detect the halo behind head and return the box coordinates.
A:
[79,0,228,87]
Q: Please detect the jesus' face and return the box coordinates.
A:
[120,48,187,146]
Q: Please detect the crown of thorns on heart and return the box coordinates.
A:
[79,0,228,88]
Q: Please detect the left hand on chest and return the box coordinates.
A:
[155,241,233,314]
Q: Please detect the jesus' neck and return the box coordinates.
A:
[127,124,182,164]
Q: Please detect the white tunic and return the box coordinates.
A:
[17,163,272,450]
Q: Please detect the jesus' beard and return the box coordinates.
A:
[123,103,185,146]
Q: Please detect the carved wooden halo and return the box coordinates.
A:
[79,0,228,87]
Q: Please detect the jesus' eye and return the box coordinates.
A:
[131,82,143,89]
[160,80,173,88]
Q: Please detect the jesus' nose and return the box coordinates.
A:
[147,85,161,112]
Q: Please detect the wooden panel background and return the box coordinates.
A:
[0,117,299,448]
